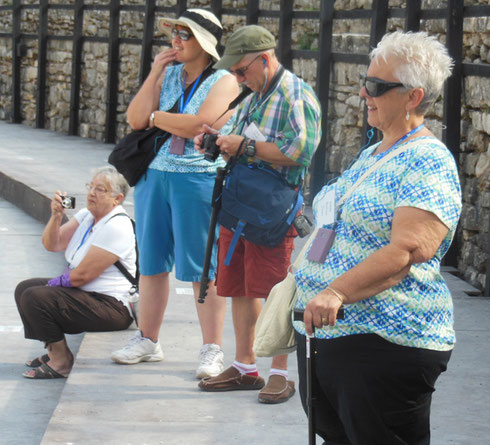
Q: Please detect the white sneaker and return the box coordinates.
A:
[111,331,164,364]
[196,343,224,379]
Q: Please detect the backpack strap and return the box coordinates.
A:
[107,213,139,289]
[224,220,246,266]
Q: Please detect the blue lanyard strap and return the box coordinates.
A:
[335,123,425,223]
[387,123,425,152]
[179,69,204,113]
[76,223,93,253]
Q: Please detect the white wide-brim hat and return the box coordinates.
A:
[158,9,223,61]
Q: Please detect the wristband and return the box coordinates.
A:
[47,269,73,287]
[149,111,156,127]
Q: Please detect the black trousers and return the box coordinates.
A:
[295,331,451,445]
[15,278,132,344]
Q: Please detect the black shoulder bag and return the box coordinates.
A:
[108,66,215,186]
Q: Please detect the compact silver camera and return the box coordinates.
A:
[61,196,76,209]
[293,214,313,238]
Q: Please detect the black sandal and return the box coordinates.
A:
[22,362,67,379]
[25,354,50,368]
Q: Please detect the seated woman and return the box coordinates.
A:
[15,166,136,379]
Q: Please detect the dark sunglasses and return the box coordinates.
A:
[228,54,262,77]
[171,28,193,41]
[361,74,404,97]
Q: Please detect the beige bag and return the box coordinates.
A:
[253,229,317,357]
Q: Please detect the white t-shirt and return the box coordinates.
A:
[64,205,136,306]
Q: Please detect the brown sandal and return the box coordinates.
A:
[25,354,50,368]
[22,362,67,379]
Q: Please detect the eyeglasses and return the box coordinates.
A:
[85,183,111,194]
[171,28,193,41]
[361,74,404,97]
[228,54,262,77]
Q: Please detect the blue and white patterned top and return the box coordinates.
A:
[149,64,230,173]
[293,136,462,351]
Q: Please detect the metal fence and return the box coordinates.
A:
[1,0,490,293]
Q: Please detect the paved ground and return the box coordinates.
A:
[0,120,489,444]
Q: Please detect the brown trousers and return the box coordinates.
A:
[15,278,132,344]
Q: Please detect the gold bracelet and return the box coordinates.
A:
[327,286,346,304]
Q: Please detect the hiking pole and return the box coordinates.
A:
[198,166,227,303]
[294,307,344,445]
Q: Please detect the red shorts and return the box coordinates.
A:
[216,226,296,299]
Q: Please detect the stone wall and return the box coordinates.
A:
[0,0,489,291]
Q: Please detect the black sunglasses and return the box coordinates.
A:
[228,54,262,78]
[361,74,404,97]
[171,28,193,41]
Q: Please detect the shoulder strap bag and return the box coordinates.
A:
[108,66,215,187]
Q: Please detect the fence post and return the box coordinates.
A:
[405,0,421,32]
[210,0,224,54]
[443,0,464,267]
[36,0,49,129]
[309,0,334,200]
[105,0,121,143]
[11,0,22,123]
[485,217,490,297]
[246,0,260,25]
[69,0,84,136]
[361,0,389,147]
[139,0,156,86]
[277,0,293,70]
[177,0,187,17]
[211,0,223,21]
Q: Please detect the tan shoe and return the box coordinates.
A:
[258,374,295,404]
[198,366,265,391]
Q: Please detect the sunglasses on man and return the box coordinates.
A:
[228,54,263,78]
[361,74,404,97]
[171,28,193,41]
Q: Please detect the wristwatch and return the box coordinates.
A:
[149,111,156,127]
[243,139,256,158]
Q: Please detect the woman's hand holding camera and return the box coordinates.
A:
[51,191,66,217]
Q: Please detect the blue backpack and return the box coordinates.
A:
[218,161,303,266]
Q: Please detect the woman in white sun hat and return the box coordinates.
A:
[111,9,238,379]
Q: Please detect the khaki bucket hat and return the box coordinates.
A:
[158,9,223,61]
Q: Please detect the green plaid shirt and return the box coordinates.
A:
[229,68,321,186]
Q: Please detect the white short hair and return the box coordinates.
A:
[92,166,129,201]
[370,31,454,115]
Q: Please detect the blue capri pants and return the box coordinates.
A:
[134,168,218,281]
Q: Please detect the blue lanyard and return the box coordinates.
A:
[334,123,425,223]
[179,70,204,113]
[382,123,425,155]
[75,223,93,253]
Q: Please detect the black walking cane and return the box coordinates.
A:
[294,306,345,445]
[198,166,227,303]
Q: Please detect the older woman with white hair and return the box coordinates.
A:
[15,166,136,379]
[293,31,462,443]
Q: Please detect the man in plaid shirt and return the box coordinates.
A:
[196,25,321,404]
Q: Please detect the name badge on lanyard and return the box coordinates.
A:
[307,187,337,263]
[169,135,186,155]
